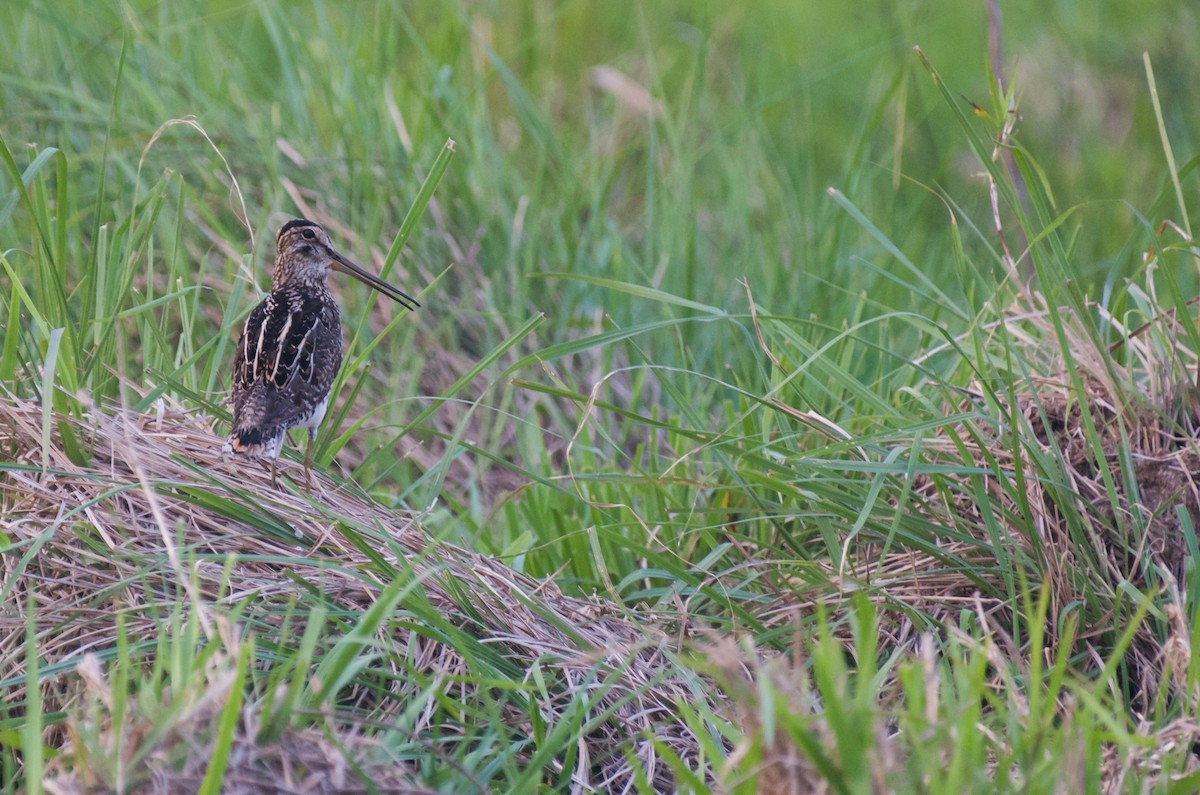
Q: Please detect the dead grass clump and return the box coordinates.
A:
[701,635,903,795]
[0,392,704,792]
[754,288,1200,752]
[929,376,1199,712]
[44,642,434,795]
[896,294,1198,698]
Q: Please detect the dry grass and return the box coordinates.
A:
[6,283,1200,791]
[50,640,437,794]
[0,390,707,792]
[827,286,1194,673]
[742,285,1200,789]
[939,290,1200,696]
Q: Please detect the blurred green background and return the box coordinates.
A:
[2,0,1198,555]
[8,5,1200,790]
[6,0,1195,303]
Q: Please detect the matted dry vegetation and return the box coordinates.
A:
[5,291,1200,791]
[0,391,708,792]
[835,289,1200,689]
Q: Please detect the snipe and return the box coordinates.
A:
[223,218,418,488]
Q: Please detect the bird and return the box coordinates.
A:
[223,218,419,489]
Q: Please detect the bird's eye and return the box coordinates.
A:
[301,229,316,240]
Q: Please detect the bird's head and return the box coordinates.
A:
[271,218,419,311]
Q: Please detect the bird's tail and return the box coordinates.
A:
[223,427,284,459]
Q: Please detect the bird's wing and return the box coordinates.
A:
[234,290,334,395]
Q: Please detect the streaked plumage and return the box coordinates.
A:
[223,218,418,487]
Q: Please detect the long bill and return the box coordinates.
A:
[331,253,420,312]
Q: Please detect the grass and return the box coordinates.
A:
[4,0,1200,791]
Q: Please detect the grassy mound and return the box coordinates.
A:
[5,2,1200,792]
[2,393,707,791]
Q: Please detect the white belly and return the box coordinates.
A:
[299,395,329,439]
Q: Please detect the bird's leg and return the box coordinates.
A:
[265,434,283,488]
[304,429,316,493]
